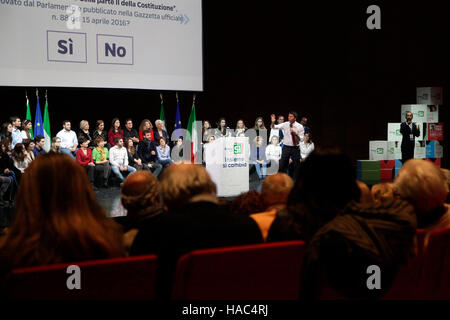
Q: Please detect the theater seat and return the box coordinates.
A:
[7,254,157,300]
[381,229,426,300]
[418,227,450,299]
[172,241,305,300]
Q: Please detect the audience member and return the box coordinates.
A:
[215,117,232,137]
[120,171,163,252]
[11,143,30,174]
[153,120,169,146]
[302,194,416,299]
[0,153,124,271]
[78,120,94,148]
[300,116,311,135]
[130,164,263,299]
[267,147,360,242]
[56,120,78,159]
[22,139,35,162]
[137,130,162,177]
[109,137,136,183]
[202,120,213,142]
[138,119,154,141]
[76,138,97,190]
[250,173,294,240]
[300,133,314,161]
[92,137,111,188]
[156,137,173,168]
[0,123,12,141]
[269,115,285,144]
[10,116,22,148]
[172,137,184,163]
[108,118,124,147]
[230,190,265,216]
[32,135,46,157]
[371,182,395,204]
[265,135,282,168]
[20,120,32,140]
[92,120,109,148]
[254,116,267,142]
[357,180,373,203]
[235,119,247,136]
[50,137,62,154]
[123,118,140,146]
[394,159,450,247]
[250,136,267,179]
[126,138,148,171]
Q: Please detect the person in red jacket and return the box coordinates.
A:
[108,118,124,147]
[138,119,154,141]
[76,137,97,190]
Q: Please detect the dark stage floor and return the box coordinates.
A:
[0,169,263,229]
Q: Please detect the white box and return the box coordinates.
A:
[417,87,443,105]
[387,123,403,142]
[427,105,439,122]
[401,105,427,123]
[414,141,426,159]
[387,141,402,160]
[369,141,388,161]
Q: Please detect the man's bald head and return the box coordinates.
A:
[121,171,160,214]
[261,173,294,208]
[160,164,217,211]
[395,159,448,216]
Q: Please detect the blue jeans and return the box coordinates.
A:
[254,161,267,179]
[111,165,136,181]
[61,148,77,159]
[159,159,173,168]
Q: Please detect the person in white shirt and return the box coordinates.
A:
[109,137,136,182]
[266,135,282,164]
[300,133,314,161]
[269,115,285,145]
[56,120,78,159]
[270,111,304,176]
[20,120,33,140]
[10,116,22,149]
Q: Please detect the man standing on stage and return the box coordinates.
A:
[400,111,420,163]
[270,111,304,176]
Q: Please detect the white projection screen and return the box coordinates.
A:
[0,0,203,91]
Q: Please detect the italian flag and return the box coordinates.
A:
[25,97,34,139]
[43,99,51,152]
[187,101,197,163]
[159,97,166,130]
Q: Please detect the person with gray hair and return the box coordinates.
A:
[153,119,168,146]
[77,120,94,148]
[130,164,262,299]
[394,159,450,246]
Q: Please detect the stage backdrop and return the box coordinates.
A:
[0,0,203,91]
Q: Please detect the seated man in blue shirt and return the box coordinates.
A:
[32,135,47,157]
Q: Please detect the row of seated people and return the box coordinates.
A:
[0,149,449,299]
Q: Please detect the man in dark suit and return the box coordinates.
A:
[130,164,263,299]
[137,130,162,177]
[400,111,420,163]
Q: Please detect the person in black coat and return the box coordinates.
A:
[400,111,420,163]
[137,130,162,177]
[130,164,263,299]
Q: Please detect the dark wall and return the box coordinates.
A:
[1,1,449,166]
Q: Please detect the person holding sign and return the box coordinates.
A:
[400,111,420,163]
[270,111,304,176]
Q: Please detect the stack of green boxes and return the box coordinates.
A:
[356,160,380,185]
